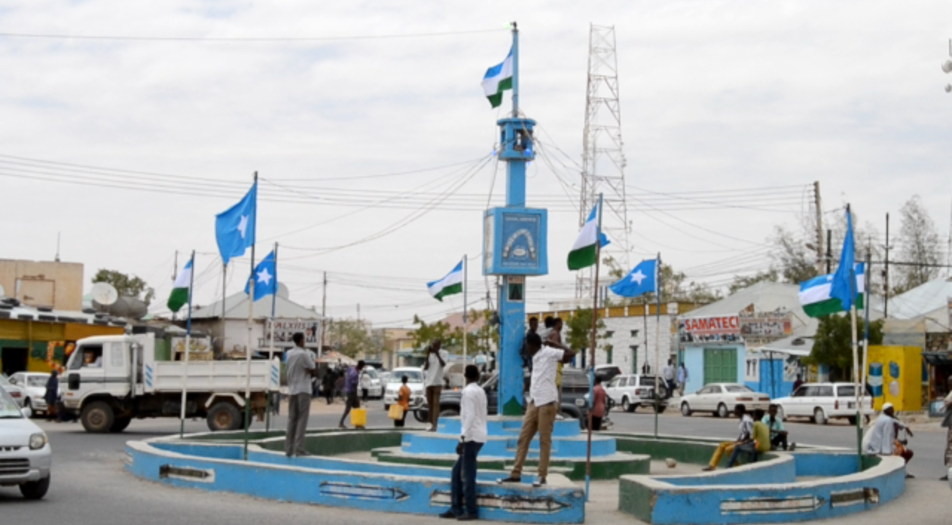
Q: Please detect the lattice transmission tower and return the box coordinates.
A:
[576,24,631,299]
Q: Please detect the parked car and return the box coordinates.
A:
[8,372,51,416]
[432,368,594,428]
[360,366,384,399]
[383,367,426,413]
[604,374,667,413]
[772,383,873,425]
[679,383,770,418]
[0,375,26,408]
[0,385,52,499]
[594,365,623,383]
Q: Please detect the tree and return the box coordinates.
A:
[728,269,779,295]
[895,195,941,293]
[409,315,456,351]
[564,307,607,353]
[326,319,382,358]
[92,269,154,305]
[804,315,883,381]
[769,226,818,284]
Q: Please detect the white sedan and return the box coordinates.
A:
[0,386,52,499]
[8,372,51,415]
[383,368,426,411]
[679,383,770,418]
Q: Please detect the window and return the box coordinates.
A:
[792,386,808,397]
[816,385,834,397]
[837,386,856,398]
[605,331,615,338]
[630,330,639,338]
[608,377,623,389]
[70,345,103,370]
[618,377,628,387]
[725,385,754,393]
[606,347,613,364]
[28,376,47,387]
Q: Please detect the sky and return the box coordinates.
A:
[1,1,951,327]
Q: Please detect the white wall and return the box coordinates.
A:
[593,314,675,374]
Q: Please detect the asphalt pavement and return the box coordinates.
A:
[2,401,950,525]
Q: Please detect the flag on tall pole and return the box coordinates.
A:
[178,251,196,438]
[167,259,193,313]
[245,250,278,302]
[798,263,866,317]
[568,203,610,270]
[830,207,857,311]
[609,259,658,298]
[427,261,464,302]
[481,48,513,109]
[215,182,257,266]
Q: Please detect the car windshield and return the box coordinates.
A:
[363,368,378,379]
[392,370,423,383]
[0,387,23,418]
[28,376,49,387]
[725,385,754,393]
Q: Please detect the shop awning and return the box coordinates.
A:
[923,351,952,366]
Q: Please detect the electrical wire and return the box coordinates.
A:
[0,28,507,43]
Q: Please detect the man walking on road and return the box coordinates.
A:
[676,363,688,397]
[423,339,447,432]
[499,332,576,488]
[285,333,319,457]
[662,359,676,399]
[338,360,365,429]
[440,365,487,521]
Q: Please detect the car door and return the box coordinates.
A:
[693,385,712,410]
[606,376,622,403]
[785,385,808,416]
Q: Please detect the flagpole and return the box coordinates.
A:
[845,205,862,470]
[585,193,603,502]
[862,246,872,428]
[266,242,278,433]
[511,21,519,117]
[462,254,468,367]
[179,250,196,439]
[221,263,227,357]
[654,252,662,439]
[244,172,258,461]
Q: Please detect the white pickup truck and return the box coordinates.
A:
[61,333,278,433]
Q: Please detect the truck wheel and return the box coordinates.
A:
[110,417,132,433]
[621,398,633,413]
[81,401,115,433]
[20,475,50,500]
[207,402,242,431]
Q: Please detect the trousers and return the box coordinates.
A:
[285,393,311,456]
[709,442,737,468]
[450,442,484,517]
[426,386,443,428]
[510,402,558,479]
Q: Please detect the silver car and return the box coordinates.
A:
[0,385,52,499]
[0,375,26,408]
[8,372,51,415]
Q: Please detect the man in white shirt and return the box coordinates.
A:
[440,365,487,521]
[662,359,676,399]
[423,339,448,432]
[864,403,914,474]
[703,405,754,471]
[498,332,576,488]
[285,333,319,457]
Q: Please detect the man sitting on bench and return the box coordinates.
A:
[703,404,755,471]
[725,408,771,467]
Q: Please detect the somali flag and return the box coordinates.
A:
[481,48,513,109]
[799,263,865,318]
[427,261,463,302]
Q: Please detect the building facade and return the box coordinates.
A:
[0,259,84,311]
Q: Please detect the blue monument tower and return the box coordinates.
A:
[483,23,548,416]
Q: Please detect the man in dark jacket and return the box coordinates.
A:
[44,371,59,421]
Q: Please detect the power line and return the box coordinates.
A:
[0,27,507,43]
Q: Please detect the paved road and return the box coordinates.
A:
[1,403,950,525]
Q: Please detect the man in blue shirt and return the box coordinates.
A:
[338,360,365,429]
[763,404,794,451]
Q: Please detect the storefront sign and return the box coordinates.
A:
[678,315,742,343]
[266,319,322,349]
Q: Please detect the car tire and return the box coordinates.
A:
[681,403,692,416]
[81,401,115,433]
[383,404,390,411]
[847,416,858,425]
[19,475,50,500]
[813,407,827,425]
[440,409,459,418]
[24,398,35,417]
[622,397,633,413]
[110,417,132,433]
[717,403,729,418]
[206,402,242,432]
[413,409,428,423]
[655,404,666,414]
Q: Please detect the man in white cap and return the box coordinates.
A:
[863,402,914,477]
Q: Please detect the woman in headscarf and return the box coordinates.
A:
[44,370,59,421]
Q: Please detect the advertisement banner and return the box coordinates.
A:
[678,315,742,344]
[266,319,322,349]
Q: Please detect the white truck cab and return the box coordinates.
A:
[63,333,278,433]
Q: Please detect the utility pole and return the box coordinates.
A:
[883,213,890,317]
[171,250,178,321]
[814,181,823,274]
[321,271,327,353]
[825,230,833,274]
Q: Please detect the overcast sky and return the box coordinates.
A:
[1,1,950,326]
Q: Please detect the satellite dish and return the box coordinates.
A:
[91,283,119,308]
[277,282,290,299]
